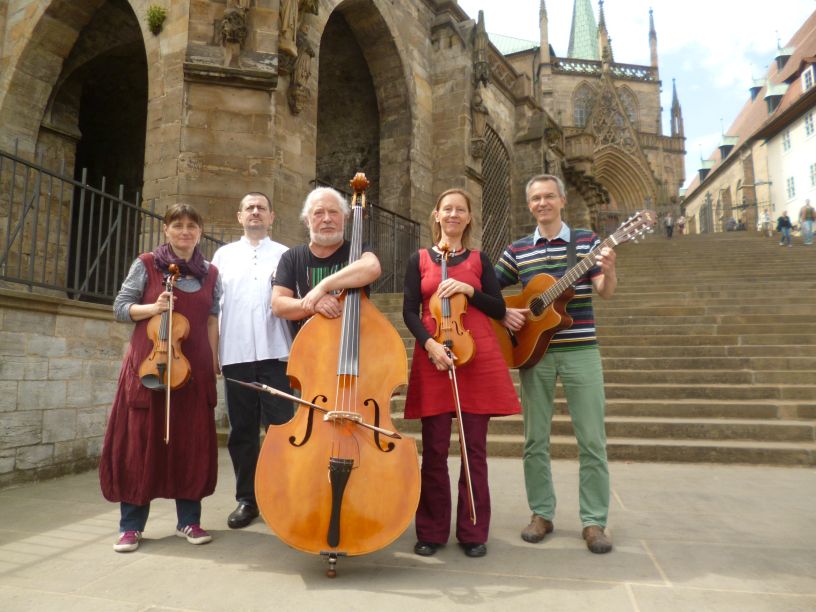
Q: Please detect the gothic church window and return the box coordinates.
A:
[617,87,638,128]
[573,83,596,128]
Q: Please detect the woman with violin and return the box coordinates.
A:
[100,203,222,553]
[402,188,520,558]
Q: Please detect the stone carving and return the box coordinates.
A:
[280,0,319,58]
[220,1,249,67]
[470,86,489,158]
[472,10,490,87]
[591,89,637,153]
[288,30,315,114]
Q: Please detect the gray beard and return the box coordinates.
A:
[310,230,344,247]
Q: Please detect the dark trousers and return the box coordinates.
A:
[120,499,200,532]
[222,359,293,506]
[415,412,491,545]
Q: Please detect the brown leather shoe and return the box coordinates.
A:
[582,525,612,554]
[521,514,554,543]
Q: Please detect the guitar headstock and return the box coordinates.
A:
[610,209,656,245]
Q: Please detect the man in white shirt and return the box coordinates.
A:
[212,192,293,529]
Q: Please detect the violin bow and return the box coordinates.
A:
[164,275,173,445]
[163,264,181,445]
[225,378,402,440]
[444,348,477,525]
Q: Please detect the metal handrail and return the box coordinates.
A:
[0,148,225,302]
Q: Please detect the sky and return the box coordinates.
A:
[457,0,815,190]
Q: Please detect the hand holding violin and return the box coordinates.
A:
[436,278,474,299]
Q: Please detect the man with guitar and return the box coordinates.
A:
[495,174,618,554]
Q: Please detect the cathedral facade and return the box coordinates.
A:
[1,0,684,266]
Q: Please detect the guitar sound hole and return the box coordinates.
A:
[530,298,544,316]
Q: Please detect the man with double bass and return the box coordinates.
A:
[495,174,617,554]
[271,186,380,323]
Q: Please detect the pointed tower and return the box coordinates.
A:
[567,0,599,60]
[539,0,553,112]
[649,8,658,71]
[671,78,684,138]
[597,0,613,69]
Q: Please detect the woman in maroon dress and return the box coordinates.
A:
[100,204,221,553]
[402,189,520,558]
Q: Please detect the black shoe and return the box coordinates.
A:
[414,541,441,556]
[227,503,259,529]
[461,542,487,558]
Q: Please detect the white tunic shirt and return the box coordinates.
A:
[212,236,292,367]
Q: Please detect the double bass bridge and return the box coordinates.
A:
[323,410,363,424]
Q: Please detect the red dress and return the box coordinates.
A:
[99,253,219,505]
[404,249,520,418]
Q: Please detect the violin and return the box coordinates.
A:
[137,263,191,443]
[428,243,476,367]
[253,173,420,577]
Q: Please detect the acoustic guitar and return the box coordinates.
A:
[492,210,655,369]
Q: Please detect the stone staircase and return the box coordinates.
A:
[372,231,816,465]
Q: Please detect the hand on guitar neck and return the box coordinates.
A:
[502,245,616,333]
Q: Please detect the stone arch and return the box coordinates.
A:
[315,0,416,216]
[572,81,596,128]
[0,0,106,154]
[593,145,656,213]
[617,85,638,129]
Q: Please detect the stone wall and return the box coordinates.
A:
[0,290,127,488]
[0,288,229,489]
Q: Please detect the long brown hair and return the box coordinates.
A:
[430,188,473,248]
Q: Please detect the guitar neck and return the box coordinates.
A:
[540,235,617,304]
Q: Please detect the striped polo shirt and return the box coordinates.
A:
[495,224,601,351]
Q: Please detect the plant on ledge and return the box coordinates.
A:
[146,4,167,35]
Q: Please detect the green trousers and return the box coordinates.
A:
[519,347,609,527]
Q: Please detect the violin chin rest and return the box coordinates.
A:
[140,374,165,390]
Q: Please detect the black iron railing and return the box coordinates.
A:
[0,147,224,303]
[312,179,420,294]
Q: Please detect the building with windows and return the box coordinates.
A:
[682,11,816,234]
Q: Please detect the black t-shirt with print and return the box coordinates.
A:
[274,241,373,334]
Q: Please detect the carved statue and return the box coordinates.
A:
[280,0,320,58]
[220,4,249,67]
[470,86,489,158]
[288,30,315,114]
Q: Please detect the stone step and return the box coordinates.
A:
[392,414,816,442]
[402,433,816,466]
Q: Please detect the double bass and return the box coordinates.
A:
[253,173,420,577]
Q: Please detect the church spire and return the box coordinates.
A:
[567,0,599,60]
[671,78,684,138]
[597,0,613,67]
[649,7,658,69]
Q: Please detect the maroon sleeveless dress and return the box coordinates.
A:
[99,253,219,505]
[404,249,520,418]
